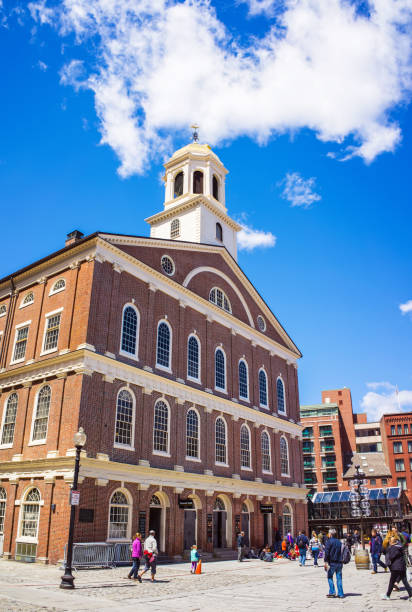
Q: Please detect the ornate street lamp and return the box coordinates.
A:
[382,486,389,524]
[349,465,371,551]
[60,427,87,589]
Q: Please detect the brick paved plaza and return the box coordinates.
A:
[0,555,410,611]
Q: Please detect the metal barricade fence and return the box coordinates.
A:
[63,542,116,569]
[112,542,133,566]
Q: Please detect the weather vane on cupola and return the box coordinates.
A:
[191,124,200,143]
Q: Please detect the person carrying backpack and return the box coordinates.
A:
[324,529,347,599]
[382,536,412,601]
[296,530,309,567]
[310,532,321,566]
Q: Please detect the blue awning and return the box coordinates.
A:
[311,487,400,504]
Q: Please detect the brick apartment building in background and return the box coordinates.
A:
[381,412,412,504]
[301,388,393,495]
[0,141,307,564]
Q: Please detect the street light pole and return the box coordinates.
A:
[60,427,87,589]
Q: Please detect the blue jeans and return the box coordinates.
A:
[312,549,319,565]
[327,563,344,597]
[128,557,140,579]
[299,549,307,565]
[371,552,387,572]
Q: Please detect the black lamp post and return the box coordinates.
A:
[382,486,389,523]
[60,427,87,589]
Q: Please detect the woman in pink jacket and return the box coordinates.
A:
[128,533,142,582]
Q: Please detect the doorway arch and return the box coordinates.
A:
[241,500,253,546]
[183,493,202,551]
[149,491,170,552]
[213,494,232,549]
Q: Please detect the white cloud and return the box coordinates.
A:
[237,223,276,251]
[37,60,48,71]
[280,172,321,208]
[400,300,412,314]
[366,381,395,391]
[361,384,412,421]
[28,0,412,176]
[240,0,277,17]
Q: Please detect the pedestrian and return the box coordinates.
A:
[370,528,388,574]
[139,530,158,582]
[281,538,288,558]
[310,531,321,566]
[296,530,309,567]
[287,531,294,548]
[324,528,344,599]
[190,544,199,573]
[382,536,412,601]
[127,532,142,582]
[237,531,245,562]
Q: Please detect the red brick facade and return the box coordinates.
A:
[0,233,306,563]
[381,412,412,504]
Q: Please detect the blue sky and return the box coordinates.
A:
[1,0,411,418]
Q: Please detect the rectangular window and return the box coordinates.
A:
[395,459,405,472]
[408,441,412,453]
[410,458,412,471]
[381,478,387,485]
[393,441,403,454]
[43,313,61,352]
[391,425,396,435]
[12,325,29,362]
[370,478,376,485]
[397,477,407,490]
[398,425,402,435]
[405,424,409,435]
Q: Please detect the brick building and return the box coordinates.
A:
[301,388,392,495]
[0,142,307,564]
[381,412,412,505]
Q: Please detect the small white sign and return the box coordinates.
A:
[71,490,80,506]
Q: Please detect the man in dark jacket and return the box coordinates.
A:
[382,536,412,600]
[324,529,344,599]
[370,529,388,574]
[296,530,310,566]
[237,531,245,562]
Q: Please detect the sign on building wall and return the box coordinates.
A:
[260,504,273,513]
[178,498,194,509]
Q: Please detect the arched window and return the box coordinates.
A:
[216,222,223,241]
[186,409,199,459]
[215,348,226,391]
[209,287,231,313]
[215,417,227,464]
[120,305,139,358]
[283,504,292,536]
[213,175,219,200]
[280,436,289,475]
[277,377,286,413]
[20,488,41,538]
[21,292,34,307]
[214,497,225,511]
[261,431,271,472]
[153,400,169,453]
[0,487,6,534]
[108,490,130,539]
[187,335,200,381]
[114,389,134,448]
[193,170,204,194]
[174,171,184,198]
[240,425,251,468]
[259,369,268,407]
[156,321,171,369]
[170,218,180,239]
[1,393,18,446]
[31,385,51,442]
[238,360,249,400]
[50,278,66,294]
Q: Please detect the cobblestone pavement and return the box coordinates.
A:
[0,556,410,611]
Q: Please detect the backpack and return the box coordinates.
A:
[341,543,351,564]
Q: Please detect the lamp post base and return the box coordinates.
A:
[60,570,75,589]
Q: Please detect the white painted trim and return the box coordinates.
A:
[215,415,228,464]
[276,376,287,415]
[114,387,136,451]
[258,368,269,409]
[214,346,227,393]
[17,486,42,544]
[119,303,140,361]
[29,384,52,445]
[261,429,272,474]
[107,488,132,541]
[155,319,172,372]
[153,397,171,455]
[160,253,175,277]
[10,321,31,365]
[184,267,254,327]
[187,333,201,384]
[40,309,63,356]
[44,307,64,318]
[48,279,66,296]
[280,435,290,477]
[185,406,201,460]
[19,293,34,309]
[0,392,18,448]
[240,423,252,470]
[238,358,249,402]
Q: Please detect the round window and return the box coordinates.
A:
[161,255,175,276]
[257,315,266,332]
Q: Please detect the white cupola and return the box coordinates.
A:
[145,141,241,260]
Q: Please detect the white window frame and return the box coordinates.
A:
[16,487,43,544]
[209,287,232,313]
[258,368,269,409]
[0,487,6,535]
[280,435,290,477]
[185,407,201,461]
[49,278,66,296]
[113,387,136,451]
[160,254,175,277]
[214,346,227,394]
[19,292,34,309]
[155,319,172,373]
[215,416,228,466]
[153,398,171,457]
[276,376,287,414]
[119,303,140,361]
[40,307,63,356]
[0,305,6,317]
[0,392,18,449]
[10,320,31,365]
[28,385,51,446]
[261,429,272,474]
[240,423,252,471]
[187,333,201,383]
[107,488,132,542]
[238,359,249,402]
[282,503,293,537]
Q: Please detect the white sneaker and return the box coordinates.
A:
[381,594,390,600]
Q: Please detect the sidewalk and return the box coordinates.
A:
[0,556,408,611]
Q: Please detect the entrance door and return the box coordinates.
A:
[241,513,250,546]
[263,513,272,546]
[149,508,162,547]
[213,511,227,548]
[184,510,196,550]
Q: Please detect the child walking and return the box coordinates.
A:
[190,545,199,573]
